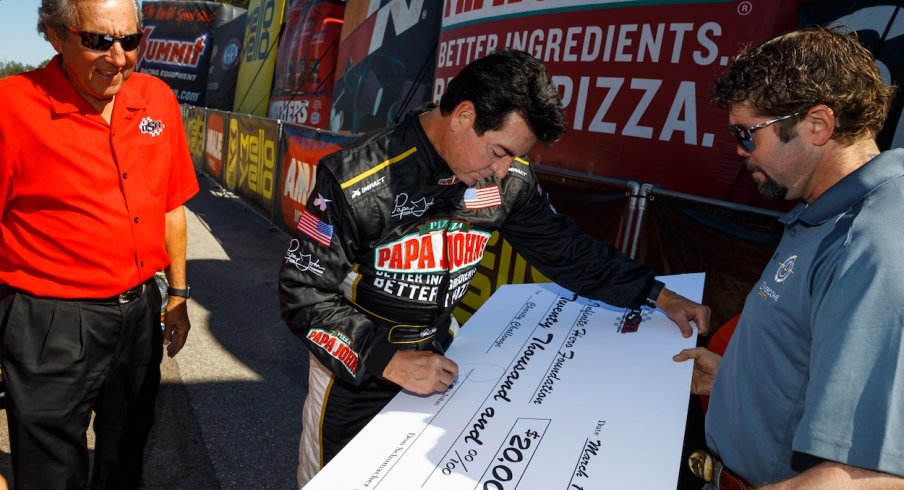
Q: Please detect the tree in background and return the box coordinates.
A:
[0,60,50,78]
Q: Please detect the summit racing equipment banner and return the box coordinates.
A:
[139,1,246,110]
[305,274,703,489]
[436,0,803,209]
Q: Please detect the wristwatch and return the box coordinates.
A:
[644,280,664,308]
[167,286,191,299]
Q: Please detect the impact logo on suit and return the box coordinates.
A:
[307,329,359,376]
[139,117,165,137]
[374,219,491,273]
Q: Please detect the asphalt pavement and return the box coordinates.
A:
[0,175,310,489]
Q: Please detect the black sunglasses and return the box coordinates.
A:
[729,112,801,152]
[68,27,143,52]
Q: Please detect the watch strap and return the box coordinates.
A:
[167,286,191,299]
[644,280,664,308]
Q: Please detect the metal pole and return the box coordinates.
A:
[620,181,640,255]
[628,183,654,259]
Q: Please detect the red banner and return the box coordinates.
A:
[268,0,345,129]
[437,0,804,210]
[205,111,227,181]
[278,123,354,230]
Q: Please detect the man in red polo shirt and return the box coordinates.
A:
[0,0,198,487]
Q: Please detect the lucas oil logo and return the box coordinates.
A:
[307,329,359,376]
[375,219,490,273]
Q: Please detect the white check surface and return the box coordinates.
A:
[306,274,703,489]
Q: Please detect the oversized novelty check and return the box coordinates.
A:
[306,274,703,490]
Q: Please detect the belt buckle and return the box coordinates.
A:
[117,283,144,304]
[689,450,749,490]
[688,450,716,482]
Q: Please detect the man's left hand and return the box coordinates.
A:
[656,288,711,337]
[163,296,191,357]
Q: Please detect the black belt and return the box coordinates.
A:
[0,280,152,304]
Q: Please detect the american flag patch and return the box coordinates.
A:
[464,185,502,209]
[297,209,334,246]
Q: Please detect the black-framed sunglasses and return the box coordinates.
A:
[68,27,143,52]
[729,112,801,152]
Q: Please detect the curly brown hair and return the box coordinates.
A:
[711,26,896,145]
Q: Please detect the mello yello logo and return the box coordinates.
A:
[227,119,275,200]
[187,114,205,157]
[245,0,276,62]
[238,128,276,199]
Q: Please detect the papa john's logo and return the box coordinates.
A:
[307,329,359,376]
[139,116,165,137]
[774,254,797,283]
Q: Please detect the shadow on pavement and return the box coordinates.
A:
[141,176,309,489]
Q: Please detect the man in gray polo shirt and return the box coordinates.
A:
[674,27,904,488]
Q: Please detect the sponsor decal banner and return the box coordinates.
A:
[268,0,345,129]
[225,114,280,215]
[184,105,206,170]
[436,0,804,209]
[139,1,246,110]
[328,0,443,133]
[204,110,228,181]
[278,123,354,231]
[205,6,246,111]
[233,0,287,116]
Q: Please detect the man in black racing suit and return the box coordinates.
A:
[279,50,711,487]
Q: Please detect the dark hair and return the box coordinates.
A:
[711,26,895,145]
[38,0,143,41]
[439,50,566,145]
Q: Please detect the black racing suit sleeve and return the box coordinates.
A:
[278,168,398,385]
[500,168,658,308]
